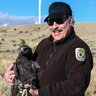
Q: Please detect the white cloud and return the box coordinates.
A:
[2,23,9,27]
[0,12,9,18]
[0,12,45,26]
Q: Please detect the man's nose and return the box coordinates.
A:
[52,22,59,28]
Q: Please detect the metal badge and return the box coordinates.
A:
[75,48,86,61]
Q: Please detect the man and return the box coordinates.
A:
[5,2,93,96]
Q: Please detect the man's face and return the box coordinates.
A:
[48,18,71,41]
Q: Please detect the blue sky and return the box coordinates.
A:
[0,0,96,25]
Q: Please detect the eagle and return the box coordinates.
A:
[11,45,40,96]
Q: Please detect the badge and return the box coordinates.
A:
[75,48,86,61]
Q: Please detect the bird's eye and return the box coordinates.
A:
[24,48,28,51]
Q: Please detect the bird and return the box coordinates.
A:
[11,45,40,96]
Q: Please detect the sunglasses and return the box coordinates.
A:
[47,18,65,26]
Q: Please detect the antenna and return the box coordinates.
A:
[38,0,41,24]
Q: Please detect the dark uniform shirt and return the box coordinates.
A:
[34,28,93,96]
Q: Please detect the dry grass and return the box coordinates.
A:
[0,23,96,96]
[0,53,17,96]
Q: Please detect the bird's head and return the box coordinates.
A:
[19,45,33,60]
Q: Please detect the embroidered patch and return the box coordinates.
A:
[75,48,86,61]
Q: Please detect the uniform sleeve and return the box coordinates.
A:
[38,46,93,96]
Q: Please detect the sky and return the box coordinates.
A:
[0,0,96,26]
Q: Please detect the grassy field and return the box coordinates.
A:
[0,23,96,96]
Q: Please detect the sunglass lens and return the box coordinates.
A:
[47,19,64,26]
[47,20,54,26]
[55,19,64,24]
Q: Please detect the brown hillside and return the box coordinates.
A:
[0,23,96,96]
[0,23,96,60]
[0,23,96,61]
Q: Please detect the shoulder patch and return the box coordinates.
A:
[75,48,86,61]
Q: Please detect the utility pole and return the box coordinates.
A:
[38,0,41,24]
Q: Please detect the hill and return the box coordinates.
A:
[0,23,96,62]
[0,23,96,96]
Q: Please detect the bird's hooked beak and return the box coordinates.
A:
[19,47,25,54]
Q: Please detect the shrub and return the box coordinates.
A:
[20,39,26,46]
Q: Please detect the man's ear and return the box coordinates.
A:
[68,17,74,26]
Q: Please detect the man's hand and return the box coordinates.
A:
[29,88,39,96]
[24,84,39,96]
[4,64,15,85]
